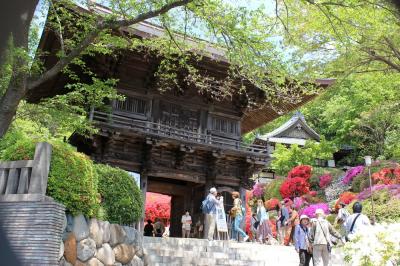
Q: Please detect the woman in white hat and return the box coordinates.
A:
[294,214,312,266]
[309,209,342,266]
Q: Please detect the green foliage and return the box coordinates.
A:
[263,178,285,200]
[347,190,400,223]
[0,130,99,217]
[271,138,336,175]
[95,164,143,224]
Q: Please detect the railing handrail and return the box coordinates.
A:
[92,111,267,155]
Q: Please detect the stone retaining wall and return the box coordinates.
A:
[59,215,145,266]
[0,200,65,266]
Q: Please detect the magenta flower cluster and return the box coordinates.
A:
[294,197,305,210]
[342,166,364,185]
[251,183,265,198]
[299,203,330,218]
[357,184,400,201]
[319,174,332,188]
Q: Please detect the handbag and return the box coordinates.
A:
[317,220,332,253]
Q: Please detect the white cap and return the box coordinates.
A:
[315,208,325,216]
[210,187,217,194]
[300,215,310,221]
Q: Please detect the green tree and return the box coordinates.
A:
[271,137,336,175]
[0,0,313,138]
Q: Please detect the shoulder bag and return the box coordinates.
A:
[317,220,332,253]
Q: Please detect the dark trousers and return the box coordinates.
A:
[299,249,312,266]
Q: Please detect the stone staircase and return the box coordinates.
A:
[142,237,300,266]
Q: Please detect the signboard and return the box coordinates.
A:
[216,197,228,233]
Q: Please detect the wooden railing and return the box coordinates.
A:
[92,111,268,155]
[0,142,52,201]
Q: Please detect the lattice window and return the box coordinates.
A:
[212,116,238,135]
[114,96,147,115]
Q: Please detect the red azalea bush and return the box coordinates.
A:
[288,165,313,180]
[319,174,332,189]
[280,177,310,199]
[335,191,357,210]
[372,167,400,185]
[145,192,171,222]
[265,198,280,210]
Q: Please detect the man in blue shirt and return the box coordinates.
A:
[294,215,312,266]
[278,201,290,244]
[203,187,220,241]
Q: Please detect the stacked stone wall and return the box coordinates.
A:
[60,215,145,266]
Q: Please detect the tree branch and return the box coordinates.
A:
[364,49,400,72]
[28,0,192,91]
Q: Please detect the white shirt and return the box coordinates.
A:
[181,214,192,230]
[345,213,371,239]
[336,208,350,222]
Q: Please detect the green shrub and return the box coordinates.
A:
[95,164,143,224]
[264,178,285,200]
[0,132,99,217]
[347,190,400,223]
[309,175,320,190]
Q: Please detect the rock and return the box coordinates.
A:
[122,227,136,245]
[72,214,89,241]
[110,224,126,246]
[113,244,135,264]
[74,260,85,266]
[77,238,96,262]
[63,214,68,232]
[99,220,111,244]
[89,219,103,247]
[96,243,115,265]
[66,213,74,232]
[64,233,77,264]
[59,241,65,260]
[86,258,104,266]
[130,256,144,266]
[114,263,122,266]
[135,247,144,259]
[133,231,142,247]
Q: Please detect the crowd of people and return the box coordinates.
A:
[144,188,371,266]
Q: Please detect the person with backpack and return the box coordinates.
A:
[309,209,342,266]
[230,191,249,242]
[344,201,371,241]
[153,218,165,238]
[202,187,221,241]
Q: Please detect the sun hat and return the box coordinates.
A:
[300,215,310,221]
[210,187,217,194]
[315,208,325,216]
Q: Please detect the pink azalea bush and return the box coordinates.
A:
[251,183,265,198]
[342,166,364,185]
[300,203,330,218]
[294,197,305,210]
[319,174,332,189]
[357,184,400,201]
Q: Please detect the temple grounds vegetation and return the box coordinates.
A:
[0,120,143,222]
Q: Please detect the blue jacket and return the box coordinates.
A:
[280,206,289,223]
[257,206,269,223]
[294,224,309,251]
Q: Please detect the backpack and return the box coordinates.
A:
[201,197,213,214]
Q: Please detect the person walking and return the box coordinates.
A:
[277,201,289,245]
[294,215,312,266]
[181,210,192,238]
[286,205,300,245]
[202,187,220,241]
[144,220,154,237]
[344,201,371,241]
[250,213,258,242]
[309,209,342,266]
[256,199,272,243]
[230,191,249,242]
[335,202,350,234]
[153,218,165,237]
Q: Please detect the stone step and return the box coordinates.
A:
[145,248,233,259]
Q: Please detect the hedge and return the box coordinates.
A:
[95,164,143,224]
[0,135,99,217]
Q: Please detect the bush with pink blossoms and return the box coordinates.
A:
[342,166,364,185]
[299,203,330,218]
[319,174,332,188]
[251,183,265,198]
[357,184,400,201]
